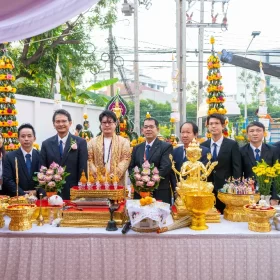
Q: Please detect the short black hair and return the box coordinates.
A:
[18,123,36,137]
[180,121,198,134]
[52,109,72,123]
[143,117,159,128]
[99,110,117,123]
[206,113,226,125]
[76,124,83,131]
[246,121,265,132]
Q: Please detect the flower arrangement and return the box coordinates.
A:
[220,177,255,194]
[129,161,162,194]
[34,162,70,193]
[252,160,277,195]
[68,138,77,152]
[272,160,280,195]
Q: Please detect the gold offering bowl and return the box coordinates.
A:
[0,195,10,204]
[244,205,276,232]
[6,204,36,231]
[0,207,6,228]
[9,196,28,205]
[218,192,260,222]
[185,192,215,230]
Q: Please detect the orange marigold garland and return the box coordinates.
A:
[0,48,20,151]
[206,36,228,138]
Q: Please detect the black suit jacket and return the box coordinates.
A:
[170,145,210,192]
[201,138,242,191]
[3,148,40,196]
[240,143,279,199]
[40,133,88,199]
[128,138,173,203]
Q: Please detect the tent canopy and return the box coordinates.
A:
[0,0,99,42]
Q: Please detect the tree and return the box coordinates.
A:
[6,0,120,103]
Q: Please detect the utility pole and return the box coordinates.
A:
[186,0,229,134]
[176,0,187,133]
[134,0,140,135]
[109,26,114,97]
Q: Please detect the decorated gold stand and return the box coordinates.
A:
[218,192,260,222]
[244,205,276,232]
[170,139,219,227]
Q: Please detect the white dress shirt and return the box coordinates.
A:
[250,143,262,159]
[58,133,69,152]
[21,147,33,162]
[145,138,156,149]
[104,137,112,171]
[210,136,224,157]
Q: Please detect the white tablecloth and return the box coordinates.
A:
[0,217,280,280]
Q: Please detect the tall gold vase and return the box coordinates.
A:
[185,192,215,230]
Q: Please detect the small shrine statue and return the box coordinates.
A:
[79,170,87,186]
[170,139,218,209]
[79,113,93,142]
[112,100,122,119]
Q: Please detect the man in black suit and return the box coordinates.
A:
[201,113,242,213]
[3,123,45,197]
[129,117,173,204]
[170,121,210,194]
[40,109,88,200]
[241,121,279,204]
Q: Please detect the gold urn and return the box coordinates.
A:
[218,192,260,222]
[6,204,36,231]
[185,192,215,230]
[0,207,5,228]
[244,205,276,232]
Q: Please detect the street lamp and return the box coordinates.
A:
[244,31,261,124]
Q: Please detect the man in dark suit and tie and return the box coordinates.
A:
[40,109,88,200]
[240,121,279,204]
[3,123,45,197]
[201,113,242,213]
[129,117,173,204]
[170,121,210,194]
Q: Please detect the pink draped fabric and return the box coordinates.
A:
[0,0,99,42]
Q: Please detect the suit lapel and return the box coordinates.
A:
[50,135,61,164]
[138,143,146,165]
[261,144,269,163]
[148,138,159,162]
[246,144,256,166]
[61,134,72,166]
[31,150,39,178]
[217,138,226,160]
[16,149,29,182]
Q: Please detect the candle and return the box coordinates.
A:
[87,160,90,182]
[15,157,19,198]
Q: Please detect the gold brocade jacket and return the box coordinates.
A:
[87,133,131,186]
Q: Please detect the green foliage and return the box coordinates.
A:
[86,78,118,91]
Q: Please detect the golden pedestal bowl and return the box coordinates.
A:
[9,196,28,205]
[244,205,276,232]
[6,204,36,231]
[218,192,260,222]
[0,207,5,228]
[0,195,10,204]
[185,192,215,230]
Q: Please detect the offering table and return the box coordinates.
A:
[0,216,279,280]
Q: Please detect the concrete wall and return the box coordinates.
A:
[15,94,104,146]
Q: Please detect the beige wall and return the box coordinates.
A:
[16,94,104,145]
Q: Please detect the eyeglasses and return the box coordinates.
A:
[101,121,116,126]
[143,125,156,129]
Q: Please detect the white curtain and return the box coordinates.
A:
[0,0,99,42]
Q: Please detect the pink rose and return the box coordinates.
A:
[40,166,47,173]
[37,173,45,180]
[152,174,160,182]
[7,120,13,126]
[141,168,150,175]
[46,169,54,175]
[141,175,150,183]
[134,166,140,173]
[50,162,59,170]
[47,181,56,187]
[135,174,142,181]
[152,167,159,174]
[136,181,144,186]
[53,174,62,181]
[45,175,53,182]
[147,181,155,187]
[71,143,77,150]
[57,166,64,175]
[142,161,150,169]
[39,180,46,185]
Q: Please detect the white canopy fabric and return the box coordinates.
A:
[0,0,99,42]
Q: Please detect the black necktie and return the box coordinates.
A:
[212,143,217,161]
[255,148,261,162]
[25,154,32,176]
[145,145,151,160]
[183,150,187,162]
[59,140,63,158]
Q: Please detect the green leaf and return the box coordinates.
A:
[86,78,118,91]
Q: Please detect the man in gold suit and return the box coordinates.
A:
[87,110,131,186]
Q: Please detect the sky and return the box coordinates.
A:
[91,0,280,95]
